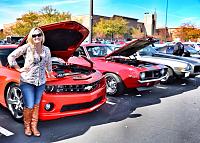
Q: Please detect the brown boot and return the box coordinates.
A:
[23,107,33,136]
[31,104,40,137]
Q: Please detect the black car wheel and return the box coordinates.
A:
[105,73,124,96]
[5,83,23,122]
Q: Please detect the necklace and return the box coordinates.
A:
[35,46,42,55]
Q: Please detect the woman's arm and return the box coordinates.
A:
[7,44,28,72]
[45,47,54,78]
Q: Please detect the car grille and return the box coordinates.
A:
[194,66,200,73]
[60,96,103,112]
[142,69,166,80]
[45,80,101,93]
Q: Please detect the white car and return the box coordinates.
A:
[136,45,200,83]
[183,42,200,51]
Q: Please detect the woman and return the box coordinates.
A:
[8,27,54,137]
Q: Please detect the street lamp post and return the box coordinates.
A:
[165,0,168,42]
[89,0,93,43]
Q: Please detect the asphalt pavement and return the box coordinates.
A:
[1,77,200,143]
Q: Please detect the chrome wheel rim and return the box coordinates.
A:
[6,86,23,119]
[106,75,117,95]
[161,71,170,82]
[161,68,172,82]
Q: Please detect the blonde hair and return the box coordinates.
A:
[27,27,45,45]
[26,27,45,66]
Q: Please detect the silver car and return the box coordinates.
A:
[135,41,200,83]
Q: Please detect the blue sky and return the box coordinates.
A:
[0,0,200,29]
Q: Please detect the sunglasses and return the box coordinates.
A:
[32,33,42,38]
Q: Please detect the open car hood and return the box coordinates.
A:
[19,21,89,60]
[105,38,156,58]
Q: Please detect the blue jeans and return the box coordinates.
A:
[20,82,45,109]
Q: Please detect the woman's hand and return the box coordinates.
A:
[48,74,56,78]
[11,65,29,73]
[19,67,30,72]
[47,71,56,78]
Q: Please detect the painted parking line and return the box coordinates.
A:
[0,126,14,136]
[106,101,116,105]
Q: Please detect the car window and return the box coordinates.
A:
[166,46,174,54]
[0,48,15,66]
[0,40,5,45]
[0,48,24,67]
[86,46,113,57]
[139,46,156,56]
[183,44,195,48]
[74,46,86,57]
[185,46,198,54]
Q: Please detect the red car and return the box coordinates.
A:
[0,21,106,121]
[69,39,167,96]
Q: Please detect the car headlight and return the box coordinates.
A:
[185,64,192,71]
[140,72,146,80]
[160,69,165,75]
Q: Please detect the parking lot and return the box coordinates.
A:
[1,77,200,143]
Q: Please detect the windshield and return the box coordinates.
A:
[86,45,113,57]
[185,46,198,54]
[0,48,24,67]
[139,46,157,56]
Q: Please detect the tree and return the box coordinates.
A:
[130,27,145,39]
[94,17,128,40]
[11,12,40,36]
[0,32,5,40]
[0,29,5,39]
[11,6,71,36]
[93,18,107,39]
[174,23,200,42]
[39,6,71,25]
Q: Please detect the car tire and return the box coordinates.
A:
[105,73,124,96]
[161,67,174,84]
[5,83,23,122]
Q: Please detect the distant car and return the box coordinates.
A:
[0,21,106,121]
[183,42,200,51]
[197,43,200,48]
[69,40,167,96]
[154,44,200,59]
[137,44,200,83]
[0,40,6,45]
[115,40,126,45]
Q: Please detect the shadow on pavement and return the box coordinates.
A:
[1,77,199,143]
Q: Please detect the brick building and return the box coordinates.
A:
[72,14,146,39]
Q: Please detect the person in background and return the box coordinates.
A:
[7,27,54,137]
[173,42,184,56]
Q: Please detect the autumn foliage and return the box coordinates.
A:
[93,17,128,40]
[174,23,200,42]
[4,6,71,37]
